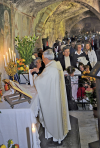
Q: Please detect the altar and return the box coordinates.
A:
[0,85,40,148]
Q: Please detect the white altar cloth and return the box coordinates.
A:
[0,85,40,148]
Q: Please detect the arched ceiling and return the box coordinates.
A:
[5,0,100,16]
[47,1,88,24]
[35,0,99,36]
[4,0,100,38]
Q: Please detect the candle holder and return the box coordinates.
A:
[0,73,2,89]
[0,95,2,102]
[5,59,17,81]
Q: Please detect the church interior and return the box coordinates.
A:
[0,0,100,148]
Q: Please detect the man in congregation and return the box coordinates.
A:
[70,42,76,55]
[34,49,71,144]
[58,46,72,71]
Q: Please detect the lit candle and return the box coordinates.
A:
[12,50,14,62]
[9,48,11,59]
[32,124,36,133]
[14,53,16,63]
[6,52,9,63]
[32,124,37,148]
[3,55,7,67]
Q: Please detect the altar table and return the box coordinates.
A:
[0,85,40,148]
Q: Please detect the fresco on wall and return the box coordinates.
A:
[14,10,34,58]
[14,11,33,38]
[0,4,12,80]
[0,4,12,54]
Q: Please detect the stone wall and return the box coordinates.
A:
[0,2,34,81]
[70,17,100,35]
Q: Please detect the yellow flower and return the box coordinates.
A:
[1,145,6,148]
[22,59,25,62]
[11,140,13,144]
[17,60,20,63]
[26,67,29,70]
[20,67,24,71]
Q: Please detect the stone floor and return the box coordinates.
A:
[39,115,81,148]
[70,111,98,148]
[39,111,98,148]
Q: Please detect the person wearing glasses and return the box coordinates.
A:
[58,46,72,71]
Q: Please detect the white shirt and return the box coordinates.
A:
[75,50,83,55]
[64,56,71,69]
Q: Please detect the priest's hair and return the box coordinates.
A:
[43,49,54,60]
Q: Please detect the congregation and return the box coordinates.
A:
[29,34,98,110]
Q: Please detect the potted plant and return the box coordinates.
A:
[15,35,38,66]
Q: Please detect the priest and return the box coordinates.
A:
[34,49,71,143]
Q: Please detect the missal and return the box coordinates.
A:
[4,79,32,99]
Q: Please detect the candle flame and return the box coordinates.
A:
[32,124,36,133]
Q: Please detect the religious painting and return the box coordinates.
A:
[0,3,12,80]
[0,4,12,54]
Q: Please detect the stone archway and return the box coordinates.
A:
[66,11,96,33]
[35,0,100,37]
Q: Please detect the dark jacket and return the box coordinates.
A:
[71,51,88,68]
[58,52,72,70]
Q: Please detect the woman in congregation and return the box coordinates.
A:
[71,42,88,68]
[84,42,97,69]
[30,57,44,75]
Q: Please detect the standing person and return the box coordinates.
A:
[66,66,78,102]
[34,49,71,144]
[84,42,97,68]
[71,42,88,68]
[58,46,72,71]
[70,42,76,55]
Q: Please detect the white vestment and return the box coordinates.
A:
[34,60,71,143]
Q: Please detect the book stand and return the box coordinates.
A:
[3,79,32,108]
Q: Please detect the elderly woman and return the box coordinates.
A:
[84,42,97,69]
[30,57,43,75]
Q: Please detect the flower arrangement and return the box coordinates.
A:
[15,35,39,65]
[17,58,29,75]
[85,87,97,106]
[0,139,19,148]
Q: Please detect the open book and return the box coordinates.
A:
[4,79,32,99]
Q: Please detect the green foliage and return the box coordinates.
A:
[11,145,15,148]
[15,35,39,65]
[85,89,97,106]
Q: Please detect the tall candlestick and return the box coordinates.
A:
[11,50,14,62]
[9,48,11,59]
[6,52,9,63]
[32,124,37,148]
[3,55,7,67]
[14,53,16,63]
